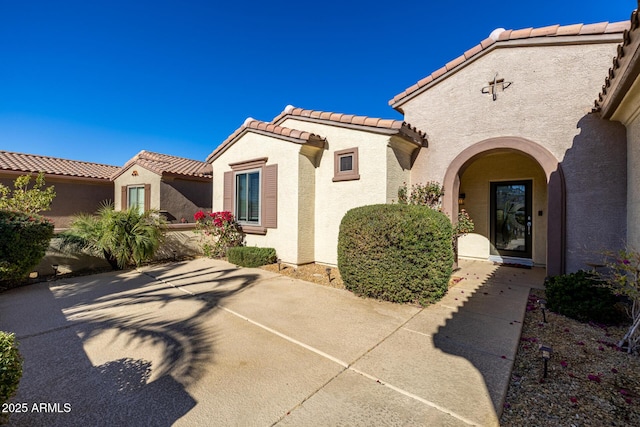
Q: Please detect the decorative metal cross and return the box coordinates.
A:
[481,73,512,101]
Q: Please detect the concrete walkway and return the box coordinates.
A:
[0,258,545,426]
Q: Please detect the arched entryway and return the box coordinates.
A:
[443,137,565,276]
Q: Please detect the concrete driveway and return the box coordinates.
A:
[0,258,545,426]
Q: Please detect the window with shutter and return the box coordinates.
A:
[223,158,277,233]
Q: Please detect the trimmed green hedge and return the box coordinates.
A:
[228,247,277,268]
[338,204,453,306]
[545,270,625,325]
[0,331,23,423]
[0,211,54,285]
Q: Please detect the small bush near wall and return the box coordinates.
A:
[338,204,453,306]
[545,270,625,325]
[228,247,277,268]
[0,331,23,424]
[0,211,54,286]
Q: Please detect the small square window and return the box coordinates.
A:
[333,147,360,182]
[339,155,353,172]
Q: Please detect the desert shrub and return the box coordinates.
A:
[0,331,23,423]
[60,204,166,270]
[227,247,277,268]
[194,211,244,258]
[338,204,453,306]
[545,270,625,325]
[0,211,54,285]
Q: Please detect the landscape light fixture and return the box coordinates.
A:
[51,264,59,277]
[538,298,548,323]
[326,267,332,282]
[539,344,552,378]
[277,259,282,272]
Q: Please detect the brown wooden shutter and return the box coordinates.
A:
[263,164,277,228]
[223,171,233,212]
[144,184,151,211]
[121,186,127,210]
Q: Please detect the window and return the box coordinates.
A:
[333,147,360,182]
[235,170,260,224]
[224,158,277,234]
[128,186,145,213]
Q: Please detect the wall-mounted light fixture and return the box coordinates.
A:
[458,193,466,205]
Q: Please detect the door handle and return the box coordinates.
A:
[527,216,532,236]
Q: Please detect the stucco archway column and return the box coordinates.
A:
[442,136,566,276]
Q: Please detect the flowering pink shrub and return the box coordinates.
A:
[194,211,243,258]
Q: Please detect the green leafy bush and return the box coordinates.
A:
[60,203,166,270]
[0,211,54,285]
[545,270,625,325]
[338,204,453,306]
[0,331,23,423]
[227,247,277,267]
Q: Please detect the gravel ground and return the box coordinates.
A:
[261,262,345,289]
[500,289,640,426]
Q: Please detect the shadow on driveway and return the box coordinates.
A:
[0,260,260,426]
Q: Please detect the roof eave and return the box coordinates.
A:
[390,33,626,111]
[599,13,640,119]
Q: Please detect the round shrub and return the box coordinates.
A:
[0,331,23,423]
[338,204,453,306]
[545,270,625,325]
[0,210,54,285]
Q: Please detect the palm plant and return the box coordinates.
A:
[61,203,166,270]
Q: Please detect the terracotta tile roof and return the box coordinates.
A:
[112,150,212,180]
[0,150,119,180]
[595,7,640,117]
[271,105,428,146]
[390,21,630,109]
[206,118,327,163]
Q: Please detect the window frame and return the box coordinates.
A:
[127,185,146,214]
[333,147,360,182]
[228,157,269,235]
[234,168,262,226]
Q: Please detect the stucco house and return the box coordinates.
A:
[596,7,640,258]
[207,112,426,265]
[0,150,120,229]
[112,150,212,223]
[209,18,634,276]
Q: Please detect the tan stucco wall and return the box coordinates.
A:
[160,178,211,223]
[0,174,113,228]
[297,148,316,264]
[113,165,161,211]
[403,41,627,272]
[457,151,547,265]
[211,132,303,264]
[279,118,403,265]
[625,117,640,251]
[609,73,640,253]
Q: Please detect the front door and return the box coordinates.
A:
[490,180,532,259]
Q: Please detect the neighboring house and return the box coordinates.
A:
[209,19,633,275]
[207,111,426,265]
[112,150,212,223]
[0,150,119,228]
[596,8,640,256]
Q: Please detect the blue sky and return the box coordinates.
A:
[1,1,636,166]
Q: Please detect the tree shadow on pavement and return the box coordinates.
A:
[0,259,261,426]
